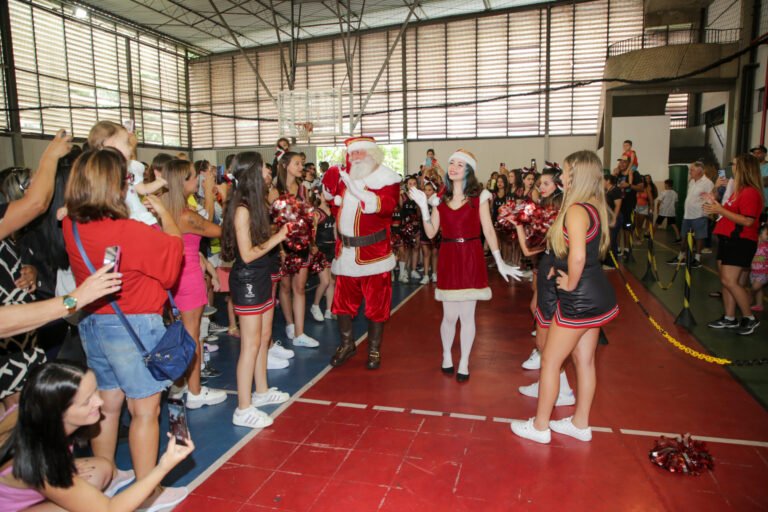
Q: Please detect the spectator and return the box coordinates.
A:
[271,138,290,173]
[704,154,764,335]
[667,161,713,269]
[634,175,657,240]
[486,171,499,192]
[319,161,330,175]
[622,140,639,171]
[614,158,642,258]
[62,148,186,508]
[0,361,194,511]
[749,145,768,222]
[655,179,681,242]
[603,174,623,266]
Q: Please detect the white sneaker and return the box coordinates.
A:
[252,387,290,407]
[168,383,187,399]
[431,273,437,283]
[139,486,189,512]
[269,340,295,359]
[203,342,219,352]
[186,386,227,409]
[267,353,289,369]
[549,416,592,442]
[209,322,228,334]
[510,418,551,444]
[399,271,409,283]
[310,304,324,322]
[293,333,320,348]
[324,309,333,319]
[286,324,295,339]
[410,270,420,280]
[233,406,274,429]
[419,275,429,284]
[203,305,217,317]
[517,381,576,406]
[521,348,540,370]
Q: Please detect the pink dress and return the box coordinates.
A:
[171,233,208,312]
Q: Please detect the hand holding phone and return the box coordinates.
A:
[168,398,191,446]
[103,246,121,273]
[717,169,726,179]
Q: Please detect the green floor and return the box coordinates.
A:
[620,227,768,410]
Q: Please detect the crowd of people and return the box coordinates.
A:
[0,121,765,510]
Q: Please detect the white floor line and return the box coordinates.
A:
[620,428,768,447]
[449,413,487,421]
[296,397,333,405]
[492,417,515,423]
[186,284,425,492]
[590,426,614,433]
[373,405,406,412]
[336,402,368,409]
[411,409,444,416]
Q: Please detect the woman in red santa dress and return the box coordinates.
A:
[409,149,523,382]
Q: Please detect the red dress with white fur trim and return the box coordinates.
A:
[435,194,491,301]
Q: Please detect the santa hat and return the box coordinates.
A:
[449,149,477,171]
[345,136,377,153]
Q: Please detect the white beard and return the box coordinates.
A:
[350,158,377,180]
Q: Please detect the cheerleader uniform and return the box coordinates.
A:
[277,186,312,273]
[230,242,276,316]
[553,203,619,327]
[435,194,491,301]
[491,192,508,225]
[315,208,336,264]
[419,201,440,248]
[391,207,403,250]
[401,194,421,248]
[534,249,557,328]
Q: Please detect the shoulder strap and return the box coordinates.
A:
[71,222,150,358]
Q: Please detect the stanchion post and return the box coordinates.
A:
[641,221,656,284]
[625,212,636,262]
[675,230,696,329]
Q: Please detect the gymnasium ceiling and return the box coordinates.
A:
[73,0,557,55]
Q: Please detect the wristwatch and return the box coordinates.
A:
[62,295,78,315]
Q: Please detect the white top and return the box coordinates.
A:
[683,176,714,220]
[126,160,158,225]
[657,189,677,217]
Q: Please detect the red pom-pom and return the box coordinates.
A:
[496,199,559,247]
[271,194,314,252]
[649,434,714,476]
[281,252,303,276]
[401,214,420,248]
[310,250,330,274]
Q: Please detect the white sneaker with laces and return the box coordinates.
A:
[410,270,420,280]
[398,271,409,283]
[252,387,290,407]
[310,304,324,322]
[324,309,333,319]
[419,275,429,284]
[517,381,576,406]
[510,418,551,444]
[267,353,289,369]
[431,273,437,283]
[286,324,295,339]
[269,340,294,359]
[232,406,274,429]
[293,333,320,348]
[185,386,227,409]
[138,487,189,512]
[522,348,540,370]
[549,416,592,441]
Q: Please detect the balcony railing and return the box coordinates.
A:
[607,28,741,57]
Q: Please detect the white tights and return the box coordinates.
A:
[440,300,477,375]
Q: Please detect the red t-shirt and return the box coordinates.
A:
[712,187,764,242]
[63,217,183,315]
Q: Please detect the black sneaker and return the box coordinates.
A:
[737,317,760,336]
[707,316,739,329]
[689,259,702,269]
[667,256,682,265]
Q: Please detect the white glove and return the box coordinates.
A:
[339,171,376,207]
[333,195,342,206]
[428,194,441,207]
[492,250,523,282]
[408,187,430,221]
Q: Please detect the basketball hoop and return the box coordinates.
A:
[294,121,314,141]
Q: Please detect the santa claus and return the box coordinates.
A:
[322,136,401,369]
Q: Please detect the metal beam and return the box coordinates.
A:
[0,0,24,165]
[207,0,277,103]
[351,0,419,132]
[164,0,261,47]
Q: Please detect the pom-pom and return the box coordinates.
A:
[496,199,558,246]
[401,215,420,248]
[649,434,714,476]
[271,194,314,252]
[281,252,303,276]
[310,249,330,274]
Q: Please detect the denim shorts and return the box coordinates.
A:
[78,314,171,399]
[680,217,708,240]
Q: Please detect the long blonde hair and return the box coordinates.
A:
[732,154,763,194]
[160,159,195,223]
[547,150,610,258]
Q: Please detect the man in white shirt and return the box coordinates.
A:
[654,179,681,242]
[668,161,713,268]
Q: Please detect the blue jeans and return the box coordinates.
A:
[78,314,170,399]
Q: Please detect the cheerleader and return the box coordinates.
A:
[271,152,320,348]
[399,175,421,283]
[515,169,540,203]
[221,151,290,428]
[419,179,440,284]
[310,188,335,321]
[409,150,523,382]
[492,175,512,264]
[392,198,405,281]
[512,150,619,444]
[512,167,575,407]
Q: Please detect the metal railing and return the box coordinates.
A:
[607,28,741,57]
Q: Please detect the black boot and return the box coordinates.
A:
[366,321,384,370]
[330,315,356,367]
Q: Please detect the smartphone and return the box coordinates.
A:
[103,246,121,272]
[424,157,434,168]
[216,164,225,184]
[168,398,190,446]
[531,159,536,169]
[123,119,135,133]
[717,169,726,179]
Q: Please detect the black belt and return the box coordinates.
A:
[341,229,387,248]
[442,236,480,243]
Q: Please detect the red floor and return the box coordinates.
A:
[177,272,768,512]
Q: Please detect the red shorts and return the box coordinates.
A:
[332,273,392,322]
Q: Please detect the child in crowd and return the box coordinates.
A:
[751,224,768,312]
[399,175,421,282]
[419,179,440,284]
[655,179,681,242]
[310,187,336,321]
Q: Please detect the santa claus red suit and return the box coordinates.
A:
[322,136,400,369]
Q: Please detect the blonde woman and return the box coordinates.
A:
[511,150,619,444]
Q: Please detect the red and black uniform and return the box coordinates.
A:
[713,187,764,268]
[553,203,619,328]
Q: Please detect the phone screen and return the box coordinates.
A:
[530,159,536,168]
[717,169,726,179]
[123,119,135,133]
[103,246,121,272]
[216,164,225,185]
[168,398,190,446]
